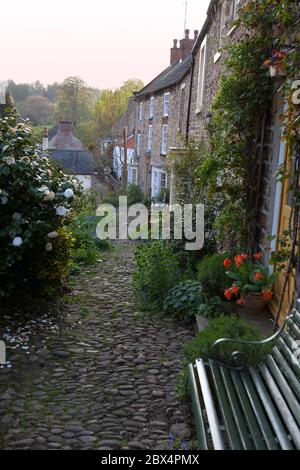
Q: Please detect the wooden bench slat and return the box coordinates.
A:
[250,368,294,450]
[241,370,279,450]
[220,367,254,449]
[188,364,208,450]
[195,359,225,450]
[278,337,300,377]
[189,310,300,450]
[230,370,267,450]
[266,355,300,427]
[260,363,300,449]
[209,361,243,450]
[272,347,300,398]
[294,309,300,327]
[288,321,300,341]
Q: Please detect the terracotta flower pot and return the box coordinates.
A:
[237,292,268,316]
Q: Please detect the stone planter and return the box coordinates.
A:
[196,315,209,331]
[237,292,268,316]
[221,301,237,315]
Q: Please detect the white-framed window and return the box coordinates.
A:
[178,83,185,132]
[132,169,137,184]
[151,168,167,198]
[163,93,170,117]
[147,125,153,152]
[160,172,167,188]
[219,1,241,44]
[138,102,144,121]
[219,1,227,47]
[196,36,207,113]
[161,124,168,155]
[136,133,142,157]
[149,96,155,119]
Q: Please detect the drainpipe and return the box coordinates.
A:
[185,54,195,142]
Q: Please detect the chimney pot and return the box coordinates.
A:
[173,39,178,48]
[185,29,190,39]
[194,30,199,40]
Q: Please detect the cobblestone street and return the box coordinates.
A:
[0,241,195,450]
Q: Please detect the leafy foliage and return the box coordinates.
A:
[197,253,231,298]
[101,183,145,207]
[0,110,80,304]
[133,241,181,310]
[183,316,271,368]
[163,280,204,321]
[197,296,226,319]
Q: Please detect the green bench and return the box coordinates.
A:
[188,302,300,450]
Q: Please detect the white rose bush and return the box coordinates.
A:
[0,110,81,305]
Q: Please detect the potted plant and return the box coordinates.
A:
[223,252,278,315]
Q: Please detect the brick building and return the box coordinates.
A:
[133,29,198,199]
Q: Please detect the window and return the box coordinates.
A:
[149,96,155,119]
[219,1,241,44]
[196,36,207,112]
[163,93,170,117]
[219,1,227,47]
[161,124,168,155]
[132,169,137,184]
[136,133,142,157]
[138,102,144,121]
[178,83,185,132]
[147,125,153,152]
[160,172,167,188]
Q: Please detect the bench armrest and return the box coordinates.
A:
[210,313,295,369]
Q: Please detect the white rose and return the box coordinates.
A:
[12,237,23,247]
[56,206,69,217]
[44,191,55,201]
[12,212,22,220]
[3,157,16,166]
[64,188,74,199]
[47,231,59,239]
[0,196,8,205]
[45,242,53,252]
[38,185,49,193]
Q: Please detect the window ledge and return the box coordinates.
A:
[214,51,221,64]
[195,107,203,115]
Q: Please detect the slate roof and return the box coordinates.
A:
[135,55,193,98]
[50,150,94,175]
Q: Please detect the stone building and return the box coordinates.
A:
[133,29,198,199]
[184,0,296,319]
[48,118,94,190]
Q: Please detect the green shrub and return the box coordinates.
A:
[197,296,225,319]
[0,111,80,304]
[157,187,170,203]
[197,253,231,298]
[184,316,271,368]
[101,183,144,207]
[69,213,111,270]
[133,241,181,310]
[163,281,204,321]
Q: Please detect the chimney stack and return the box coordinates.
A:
[170,28,198,66]
[42,127,49,151]
[170,39,180,66]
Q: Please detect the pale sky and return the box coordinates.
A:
[0,0,210,89]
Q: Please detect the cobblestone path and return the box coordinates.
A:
[0,241,195,450]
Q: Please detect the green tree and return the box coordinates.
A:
[93,78,143,138]
[55,76,92,131]
[18,95,54,125]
